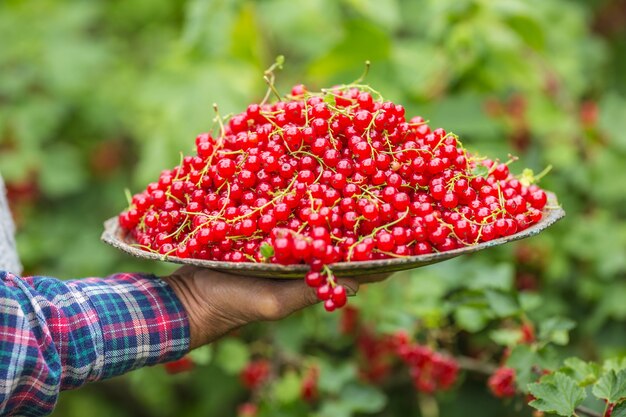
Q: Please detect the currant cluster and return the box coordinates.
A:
[344,306,459,392]
[119,79,549,311]
[488,367,517,398]
[394,332,459,393]
[356,328,397,383]
[339,305,360,335]
[240,359,271,390]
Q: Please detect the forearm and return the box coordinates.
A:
[0,271,189,416]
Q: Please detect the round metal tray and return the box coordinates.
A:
[102,192,565,279]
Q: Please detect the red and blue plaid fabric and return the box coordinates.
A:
[0,271,190,416]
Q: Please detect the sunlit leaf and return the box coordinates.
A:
[528,373,585,416]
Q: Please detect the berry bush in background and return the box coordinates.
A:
[2,0,626,416]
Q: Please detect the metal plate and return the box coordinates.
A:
[102,192,565,279]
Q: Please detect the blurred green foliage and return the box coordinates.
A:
[1,0,626,416]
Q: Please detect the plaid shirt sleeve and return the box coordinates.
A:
[0,271,190,417]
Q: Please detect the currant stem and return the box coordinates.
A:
[212,103,226,140]
[353,60,371,84]
[260,56,285,105]
[124,188,133,208]
[534,164,553,182]
[264,75,283,101]
[347,209,410,260]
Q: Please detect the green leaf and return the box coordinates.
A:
[454,305,490,332]
[603,358,626,373]
[490,328,523,346]
[272,370,302,404]
[538,317,576,345]
[318,361,357,394]
[528,373,585,416]
[485,290,520,318]
[316,400,351,417]
[214,338,250,375]
[562,357,601,387]
[188,345,213,366]
[505,15,545,51]
[593,369,626,403]
[260,242,275,260]
[519,292,543,312]
[465,262,514,292]
[506,344,537,391]
[340,382,387,413]
[323,93,337,106]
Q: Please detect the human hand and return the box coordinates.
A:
[162,266,390,349]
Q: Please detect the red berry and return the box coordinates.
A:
[163,356,195,374]
[528,189,547,209]
[317,284,332,301]
[305,271,323,287]
[240,360,270,390]
[488,367,517,398]
[332,285,347,307]
[324,299,336,312]
[216,158,236,178]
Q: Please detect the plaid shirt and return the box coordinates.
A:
[0,271,190,417]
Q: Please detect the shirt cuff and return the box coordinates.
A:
[66,273,190,382]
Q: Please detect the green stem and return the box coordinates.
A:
[347,209,410,260]
[353,60,371,84]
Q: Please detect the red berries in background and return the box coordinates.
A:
[343,307,460,393]
[396,337,459,393]
[240,359,271,390]
[163,355,195,375]
[520,322,536,344]
[488,367,517,398]
[301,366,319,403]
[237,402,258,417]
[119,82,551,312]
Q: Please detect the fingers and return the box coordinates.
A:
[268,279,319,316]
[335,277,359,296]
[189,269,316,321]
[181,268,364,325]
[165,268,362,347]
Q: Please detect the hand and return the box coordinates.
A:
[162,266,389,349]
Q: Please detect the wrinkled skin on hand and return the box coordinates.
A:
[162,266,389,349]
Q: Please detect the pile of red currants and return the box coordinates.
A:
[119,82,549,312]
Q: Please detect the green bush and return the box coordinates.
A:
[1,0,625,416]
